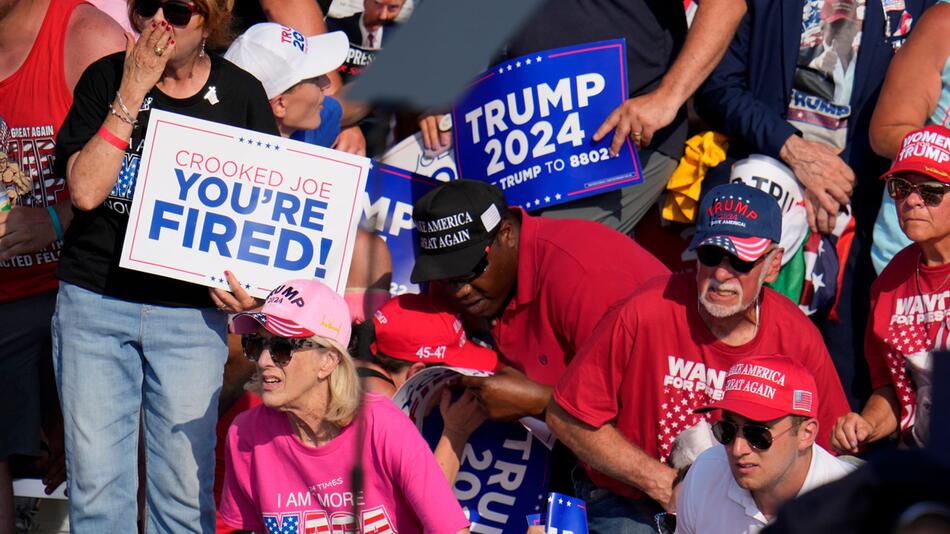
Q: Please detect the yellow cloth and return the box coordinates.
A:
[661,131,729,223]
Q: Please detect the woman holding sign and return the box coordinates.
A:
[52,1,278,531]
[221,278,470,534]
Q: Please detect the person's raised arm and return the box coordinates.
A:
[547,401,677,511]
[593,0,746,154]
[869,3,950,159]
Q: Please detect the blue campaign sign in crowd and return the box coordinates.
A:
[452,39,642,211]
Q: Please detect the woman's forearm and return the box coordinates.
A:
[67,90,142,211]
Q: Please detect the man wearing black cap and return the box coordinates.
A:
[547,183,850,532]
[410,179,668,421]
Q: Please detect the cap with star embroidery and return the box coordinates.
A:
[688,183,782,261]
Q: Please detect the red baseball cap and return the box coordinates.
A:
[881,125,950,184]
[695,355,819,422]
[371,293,498,371]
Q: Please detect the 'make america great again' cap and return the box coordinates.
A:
[410,180,507,284]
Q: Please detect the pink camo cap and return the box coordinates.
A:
[230,279,352,347]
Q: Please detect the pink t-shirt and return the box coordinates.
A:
[220,394,468,534]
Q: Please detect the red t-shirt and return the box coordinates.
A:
[865,244,949,435]
[553,273,850,499]
[0,0,80,302]
[491,209,669,386]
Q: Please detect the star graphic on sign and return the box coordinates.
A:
[238,137,244,143]
[566,501,572,507]
[536,56,542,62]
[555,193,562,200]
[516,61,522,68]
[256,141,263,147]
[273,144,280,150]
[498,68,504,74]
[548,495,553,503]
[507,65,513,71]
[558,498,564,505]
[244,283,251,290]
[526,58,532,65]
[544,196,551,202]
[265,143,271,149]
[534,199,541,206]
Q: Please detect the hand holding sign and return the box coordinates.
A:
[452,40,642,211]
[458,366,553,422]
[593,89,682,154]
[208,269,258,312]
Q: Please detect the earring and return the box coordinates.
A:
[198,39,206,58]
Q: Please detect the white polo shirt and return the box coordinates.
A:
[675,444,859,534]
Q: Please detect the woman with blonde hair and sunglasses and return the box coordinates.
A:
[52,0,277,531]
[220,279,470,534]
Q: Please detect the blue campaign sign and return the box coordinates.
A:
[421,413,552,534]
[360,163,441,296]
[543,492,588,534]
[452,39,642,211]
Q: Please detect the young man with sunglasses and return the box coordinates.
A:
[548,183,849,532]
[675,355,859,534]
[409,179,668,422]
[832,125,950,453]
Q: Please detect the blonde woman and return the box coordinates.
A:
[221,279,470,534]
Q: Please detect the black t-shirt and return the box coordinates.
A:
[506,0,688,159]
[55,52,279,307]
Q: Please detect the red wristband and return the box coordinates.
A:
[97,126,129,151]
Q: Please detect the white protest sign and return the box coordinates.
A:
[120,109,371,298]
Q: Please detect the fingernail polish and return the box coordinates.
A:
[169,39,175,45]
[151,22,156,28]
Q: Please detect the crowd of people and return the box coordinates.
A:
[1,0,949,533]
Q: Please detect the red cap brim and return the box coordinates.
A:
[694,398,792,423]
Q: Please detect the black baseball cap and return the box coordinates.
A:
[411,180,507,283]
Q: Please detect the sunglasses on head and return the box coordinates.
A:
[713,419,787,451]
[696,246,768,274]
[887,176,950,207]
[241,334,318,367]
[135,0,200,27]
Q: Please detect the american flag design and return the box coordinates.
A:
[656,385,713,464]
[263,314,315,338]
[792,390,813,412]
[264,513,300,534]
[261,508,395,534]
[109,152,140,201]
[303,511,330,534]
[698,235,771,261]
[884,319,938,431]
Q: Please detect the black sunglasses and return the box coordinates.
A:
[696,246,768,274]
[712,419,781,451]
[887,176,950,207]
[135,0,200,27]
[241,334,318,368]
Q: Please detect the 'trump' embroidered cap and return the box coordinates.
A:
[410,180,507,283]
[225,23,349,99]
[230,279,352,347]
[881,125,950,184]
[695,355,819,422]
[689,182,782,261]
[371,294,498,371]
